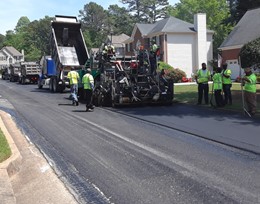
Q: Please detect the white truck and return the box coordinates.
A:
[19,61,41,84]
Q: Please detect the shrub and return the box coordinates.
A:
[240,37,260,68]
[157,61,173,70]
[157,61,186,83]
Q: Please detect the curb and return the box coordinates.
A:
[0,111,23,176]
[0,110,23,204]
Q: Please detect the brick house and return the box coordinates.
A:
[124,13,214,78]
[0,46,24,70]
[219,7,260,79]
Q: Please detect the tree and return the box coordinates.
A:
[234,0,260,23]
[3,30,25,53]
[107,5,134,36]
[142,0,169,23]
[120,0,144,22]
[239,37,260,68]
[15,16,30,33]
[120,0,170,23]
[168,0,233,58]
[79,2,109,47]
[0,34,5,48]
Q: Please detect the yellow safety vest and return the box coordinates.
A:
[197,69,210,83]
[67,70,79,85]
[244,73,257,93]
[82,73,94,90]
[222,69,232,84]
[213,73,222,90]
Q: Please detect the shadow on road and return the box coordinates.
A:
[111,103,260,126]
[72,110,91,113]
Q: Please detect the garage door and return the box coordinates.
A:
[226,59,243,80]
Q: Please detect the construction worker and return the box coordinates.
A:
[212,67,225,107]
[242,67,257,116]
[102,43,115,62]
[222,63,232,105]
[82,68,95,112]
[149,40,159,75]
[67,67,79,106]
[195,63,211,105]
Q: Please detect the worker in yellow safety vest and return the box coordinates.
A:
[149,40,159,75]
[67,67,79,106]
[221,63,232,105]
[195,63,211,105]
[82,68,95,112]
[212,67,225,107]
[242,67,257,116]
[102,43,115,62]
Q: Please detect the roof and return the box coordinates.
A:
[107,33,130,47]
[219,7,260,49]
[137,16,214,36]
[2,46,23,56]
[136,24,154,35]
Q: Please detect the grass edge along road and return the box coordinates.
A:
[0,128,11,163]
[174,82,260,114]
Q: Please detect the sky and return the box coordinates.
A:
[0,0,179,35]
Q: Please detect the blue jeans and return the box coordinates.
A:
[70,84,78,102]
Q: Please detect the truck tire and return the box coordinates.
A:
[49,78,53,92]
[38,79,43,89]
[21,77,25,85]
[53,78,57,92]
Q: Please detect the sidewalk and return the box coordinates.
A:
[0,110,79,204]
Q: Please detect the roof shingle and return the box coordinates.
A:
[219,7,260,49]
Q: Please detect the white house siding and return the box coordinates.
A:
[206,34,213,72]
[194,14,207,70]
[167,34,196,78]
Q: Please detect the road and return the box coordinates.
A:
[0,80,260,204]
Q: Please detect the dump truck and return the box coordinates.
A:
[1,67,10,80]
[38,56,56,90]
[38,15,90,93]
[9,62,21,82]
[19,61,41,84]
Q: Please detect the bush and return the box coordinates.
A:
[240,37,260,68]
[157,61,173,70]
[157,61,186,83]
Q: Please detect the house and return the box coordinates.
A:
[105,33,130,57]
[219,7,260,79]
[124,14,214,78]
[0,46,24,70]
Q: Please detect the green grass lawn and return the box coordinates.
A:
[0,128,11,163]
[174,82,260,114]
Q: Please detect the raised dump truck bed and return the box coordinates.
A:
[46,15,89,92]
